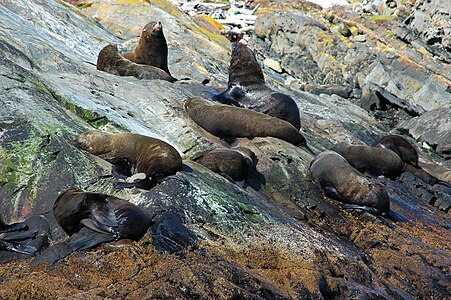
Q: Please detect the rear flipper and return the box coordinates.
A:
[30,227,114,265]
[0,220,29,233]
[0,230,38,241]
[342,204,381,215]
[436,180,451,191]
[0,239,37,255]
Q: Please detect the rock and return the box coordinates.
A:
[0,0,450,299]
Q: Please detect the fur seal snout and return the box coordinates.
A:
[184,97,314,155]
[123,21,171,76]
[310,151,390,215]
[213,42,301,130]
[97,44,175,82]
[31,188,151,265]
[73,130,183,189]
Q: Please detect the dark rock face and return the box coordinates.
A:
[0,0,450,299]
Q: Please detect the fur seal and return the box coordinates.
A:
[73,130,183,189]
[31,188,151,265]
[184,97,314,155]
[331,142,404,180]
[194,147,255,182]
[213,42,301,130]
[374,135,419,167]
[310,150,390,215]
[123,21,171,76]
[375,135,450,187]
[97,44,175,82]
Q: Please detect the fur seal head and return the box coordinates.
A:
[229,42,264,86]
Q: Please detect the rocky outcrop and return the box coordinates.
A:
[0,0,450,299]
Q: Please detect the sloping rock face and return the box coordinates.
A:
[0,0,450,299]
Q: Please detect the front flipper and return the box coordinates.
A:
[0,239,37,256]
[83,195,118,233]
[342,204,381,215]
[109,157,134,179]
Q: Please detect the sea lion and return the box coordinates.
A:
[97,44,176,82]
[331,142,405,180]
[213,42,301,130]
[31,188,151,265]
[184,97,315,155]
[310,151,390,215]
[123,21,171,76]
[73,130,183,189]
[374,135,419,167]
[194,147,256,182]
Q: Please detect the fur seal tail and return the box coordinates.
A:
[31,227,114,265]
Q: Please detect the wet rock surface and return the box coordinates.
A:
[0,0,450,299]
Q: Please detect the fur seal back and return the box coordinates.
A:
[331,142,404,180]
[97,44,175,82]
[213,43,301,130]
[310,151,390,215]
[194,147,255,181]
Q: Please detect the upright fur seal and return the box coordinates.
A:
[194,147,255,182]
[31,188,151,265]
[331,142,404,180]
[97,44,175,82]
[310,151,390,215]
[73,131,183,189]
[123,21,171,76]
[375,135,451,187]
[213,42,301,130]
[184,97,315,155]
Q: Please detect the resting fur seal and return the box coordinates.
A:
[123,21,171,76]
[73,131,183,189]
[331,142,404,180]
[310,151,390,215]
[31,188,151,265]
[375,135,450,187]
[213,42,301,130]
[194,147,255,182]
[184,97,314,155]
[97,44,175,82]
[374,135,419,167]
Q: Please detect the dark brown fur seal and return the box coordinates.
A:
[213,42,301,130]
[31,188,151,265]
[194,147,255,181]
[375,135,450,187]
[331,142,404,180]
[184,97,314,155]
[73,130,183,189]
[123,21,171,76]
[97,44,175,82]
[310,151,390,215]
[374,135,419,167]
